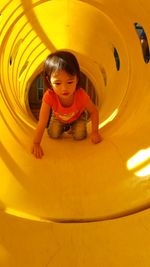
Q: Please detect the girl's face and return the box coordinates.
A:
[50,70,78,100]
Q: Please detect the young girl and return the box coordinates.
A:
[31,51,102,158]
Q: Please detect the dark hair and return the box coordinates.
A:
[43,51,81,89]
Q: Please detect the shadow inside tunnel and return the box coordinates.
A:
[0,200,5,212]
[21,0,56,52]
[1,143,28,186]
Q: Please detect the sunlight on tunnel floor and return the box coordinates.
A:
[127,148,150,177]
[127,148,150,169]
[135,164,150,178]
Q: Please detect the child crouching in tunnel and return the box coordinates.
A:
[31,50,102,158]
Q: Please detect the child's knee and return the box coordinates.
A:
[72,120,87,140]
[73,127,87,140]
[47,126,62,139]
[73,134,87,140]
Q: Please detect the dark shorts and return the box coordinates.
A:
[47,112,87,140]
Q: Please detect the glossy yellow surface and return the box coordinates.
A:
[0,0,150,266]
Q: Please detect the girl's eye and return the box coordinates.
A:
[68,81,73,84]
[54,82,61,85]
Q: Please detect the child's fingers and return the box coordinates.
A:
[36,147,44,158]
[91,133,102,144]
[32,145,44,158]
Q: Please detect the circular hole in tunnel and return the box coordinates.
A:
[28,71,98,121]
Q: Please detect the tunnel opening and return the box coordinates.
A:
[113,47,120,71]
[134,23,150,63]
[9,39,23,66]
[28,71,98,121]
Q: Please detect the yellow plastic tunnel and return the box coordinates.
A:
[0,0,150,266]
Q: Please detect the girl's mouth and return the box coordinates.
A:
[62,92,69,95]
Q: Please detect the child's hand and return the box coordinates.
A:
[31,143,44,159]
[91,131,102,144]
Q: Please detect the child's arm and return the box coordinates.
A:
[85,99,102,144]
[31,102,51,158]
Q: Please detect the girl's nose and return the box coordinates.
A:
[61,83,68,91]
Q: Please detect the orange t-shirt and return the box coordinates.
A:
[43,88,90,124]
